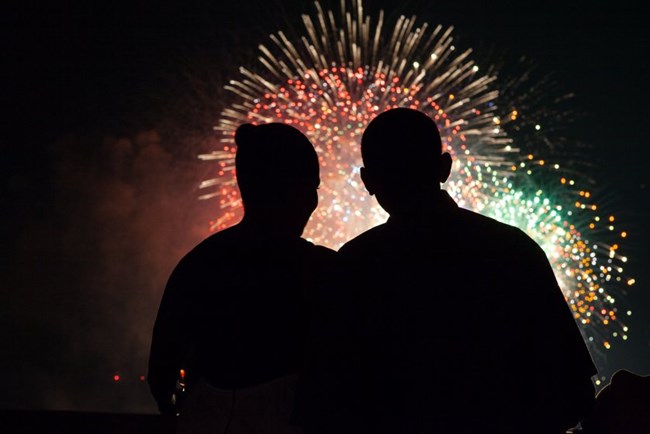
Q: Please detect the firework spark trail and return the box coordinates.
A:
[198,0,634,378]
[204,0,513,241]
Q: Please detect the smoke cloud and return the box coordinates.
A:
[2,129,216,412]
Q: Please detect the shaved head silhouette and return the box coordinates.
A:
[359,108,452,216]
[361,107,443,172]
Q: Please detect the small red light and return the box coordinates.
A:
[113,375,120,382]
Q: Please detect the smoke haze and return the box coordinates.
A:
[2,129,216,412]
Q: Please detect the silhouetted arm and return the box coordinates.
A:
[147,257,196,415]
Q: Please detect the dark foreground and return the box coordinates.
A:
[0,410,167,434]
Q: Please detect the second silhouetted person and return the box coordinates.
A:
[333,107,597,434]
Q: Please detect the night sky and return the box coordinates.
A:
[2,0,648,414]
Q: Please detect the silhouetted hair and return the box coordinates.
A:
[234,123,319,202]
[361,108,442,170]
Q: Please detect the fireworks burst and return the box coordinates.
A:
[198,0,634,379]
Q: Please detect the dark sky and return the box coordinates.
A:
[2,0,648,413]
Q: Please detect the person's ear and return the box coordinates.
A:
[360,167,375,195]
[438,152,452,183]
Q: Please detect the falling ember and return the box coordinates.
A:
[198,0,634,364]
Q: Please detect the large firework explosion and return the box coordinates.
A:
[198,0,634,383]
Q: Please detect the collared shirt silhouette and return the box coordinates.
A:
[147,122,335,434]
[328,108,597,434]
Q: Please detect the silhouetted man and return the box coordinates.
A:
[335,108,597,434]
[147,122,335,434]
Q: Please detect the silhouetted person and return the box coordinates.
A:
[330,108,597,434]
[147,122,336,434]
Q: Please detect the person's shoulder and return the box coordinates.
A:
[314,244,338,259]
[300,238,338,259]
[457,208,551,271]
[457,207,534,245]
[298,240,340,288]
[337,223,388,256]
[457,206,514,231]
[188,228,227,253]
[175,226,239,268]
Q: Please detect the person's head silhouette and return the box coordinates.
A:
[359,107,452,217]
[234,122,320,237]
